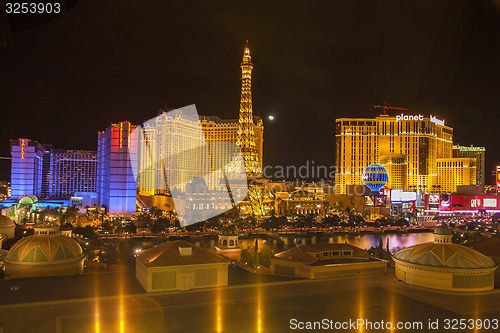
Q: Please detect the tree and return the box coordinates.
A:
[121,222,137,234]
[172,219,181,229]
[234,217,248,229]
[246,216,257,227]
[331,202,342,212]
[152,217,169,234]
[136,211,152,224]
[395,218,409,227]
[322,215,340,227]
[260,216,278,230]
[101,220,114,233]
[241,245,275,268]
[73,226,96,239]
[241,248,257,267]
[39,208,60,224]
[150,206,163,218]
[257,246,274,267]
[247,186,268,217]
[277,216,288,227]
[63,206,79,225]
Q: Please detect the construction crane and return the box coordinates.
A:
[373,104,408,116]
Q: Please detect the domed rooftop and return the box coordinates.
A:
[434,225,453,235]
[18,196,34,205]
[393,242,496,269]
[220,224,237,236]
[6,234,83,263]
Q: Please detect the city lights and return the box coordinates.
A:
[2,3,500,332]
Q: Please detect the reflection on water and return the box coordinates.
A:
[238,232,434,253]
[137,232,434,256]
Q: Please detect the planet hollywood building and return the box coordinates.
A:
[335,112,482,196]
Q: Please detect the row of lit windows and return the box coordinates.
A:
[315,250,353,258]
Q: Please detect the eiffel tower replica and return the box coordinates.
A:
[234,41,268,217]
[237,40,263,179]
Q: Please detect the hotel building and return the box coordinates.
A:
[97,121,139,214]
[10,138,49,199]
[139,109,207,194]
[335,112,478,194]
[138,110,263,194]
[202,114,263,189]
[436,158,476,193]
[10,140,97,200]
[452,145,485,187]
[49,149,97,198]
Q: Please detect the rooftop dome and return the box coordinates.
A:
[393,242,496,269]
[434,225,453,235]
[220,224,237,236]
[6,234,83,263]
[18,196,34,206]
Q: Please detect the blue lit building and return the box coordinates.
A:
[97,121,138,215]
[10,140,98,206]
[10,139,50,199]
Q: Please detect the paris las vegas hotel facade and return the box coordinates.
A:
[334,111,493,215]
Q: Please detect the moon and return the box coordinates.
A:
[268,115,274,120]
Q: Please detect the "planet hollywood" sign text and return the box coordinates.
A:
[395,114,445,126]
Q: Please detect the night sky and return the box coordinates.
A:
[1,0,500,182]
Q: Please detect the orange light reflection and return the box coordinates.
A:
[119,270,125,333]
[357,280,364,333]
[257,283,263,333]
[216,288,223,333]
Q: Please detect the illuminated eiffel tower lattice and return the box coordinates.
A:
[236,41,263,179]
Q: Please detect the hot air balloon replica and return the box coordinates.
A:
[362,163,389,193]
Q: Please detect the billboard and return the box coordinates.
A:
[439,194,451,210]
[470,198,482,208]
[390,189,417,202]
[428,194,440,205]
[497,165,500,192]
[365,195,387,207]
[484,198,497,208]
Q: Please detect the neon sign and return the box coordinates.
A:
[127,122,131,148]
[119,122,123,149]
[496,165,500,192]
[395,114,423,121]
[394,113,445,126]
[20,138,26,159]
[457,146,484,152]
[430,115,445,126]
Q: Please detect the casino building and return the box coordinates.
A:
[335,111,482,195]
[10,139,98,205]
[97,121,139,214]
[138,109,263,194]
[453,145,486,188]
